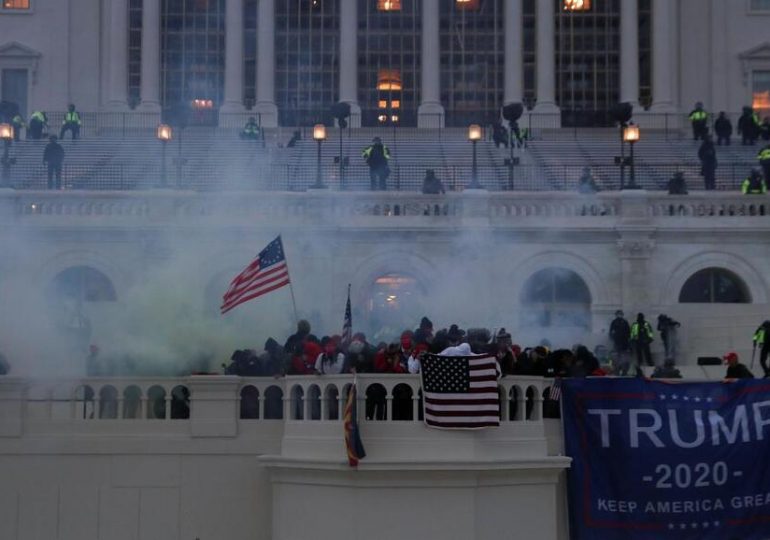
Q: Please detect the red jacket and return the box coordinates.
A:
[374,351,407,373]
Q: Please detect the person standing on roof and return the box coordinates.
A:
[362,137,391,191]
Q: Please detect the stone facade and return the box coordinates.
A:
[0,0,769,124]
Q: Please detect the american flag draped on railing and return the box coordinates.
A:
[420,354,500,429]
[220,236,290,315]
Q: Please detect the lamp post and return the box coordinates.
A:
[0,123,15,188]
[623,122,640,189]
[312,124,327,189]
[468,124,482,189]
[156,124,172,188]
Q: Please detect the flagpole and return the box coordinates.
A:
[279,235,300,325]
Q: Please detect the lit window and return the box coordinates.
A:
[378,114,388,123]
[391,100,400,109]
[456,0,480,10]
[378,100,388,109]
[191,99,214,109]
[753,71,770,116]
[563,0,591,10]
[377,69,402,91]
[391,115,399,123]
[2,0,30,8]
[377,0,401,11]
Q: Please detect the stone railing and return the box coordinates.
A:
[3,189,769,228]
[10,374,548,426]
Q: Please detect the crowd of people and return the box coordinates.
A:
[222,313,766,384]
[691,102,770,193]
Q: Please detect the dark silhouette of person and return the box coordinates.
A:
[698,135,718,190]
[714,112,732,146]
[421,169,445,194]
[667,172,688,195]
[362,137,391,191]
[43,135,64,189]
[738,106,761,146]
[28,110,48,140]
[492,122,509,148]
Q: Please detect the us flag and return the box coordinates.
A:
[341,284,352,345]
[421,354,500,429]
[220,236,290,315]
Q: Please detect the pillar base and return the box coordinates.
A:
[255,102,279,128]
[531,103,561,128]
[649,103,678,114]
[418,102,445,128]
[219,101,246,114]
[105,101,131,112]
[136,101,161,113]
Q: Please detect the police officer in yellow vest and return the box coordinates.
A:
[11,113,25,141]
[630,313,654,367]
[688,102,709,141]
[758,144,770,185]
[755,321,770,377]
[28,110,48,140]
[60,104,81,140]
[239,117,260,140]
[742,169,767,195]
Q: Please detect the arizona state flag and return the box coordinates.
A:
[343,382,366,467]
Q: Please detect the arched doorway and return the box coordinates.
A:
[365,273,427,342]
[520,267,592,332]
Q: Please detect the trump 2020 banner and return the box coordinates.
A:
[562,378,770,540]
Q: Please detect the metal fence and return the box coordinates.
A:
[4,160,758,192]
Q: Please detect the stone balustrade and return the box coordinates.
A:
[3,189,769,229]
[11,374,549,425]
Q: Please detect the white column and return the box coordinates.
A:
[107,0,130,110]
[417,0,444,128]
[619,0,639,107]
[139,0,162,111]
[504,0,524,106]
[339,0,361,127]
[651,0,677,111]
[221,0,245,112]
[255,0,278,127]
[533,0,559,114]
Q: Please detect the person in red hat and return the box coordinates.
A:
[724,351,754,379]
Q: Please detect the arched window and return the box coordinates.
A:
[49,266,117,303]
[520,268,591,329]
[679,268,751,304]
[367,273,426,335]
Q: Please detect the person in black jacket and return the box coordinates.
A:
[724,351,754,379]
[362,137,391,191]
[43,135,64,189]
[609,310,631,374]
[714,112,732,146]
[698,135,718,190]
[421,169,445,194]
